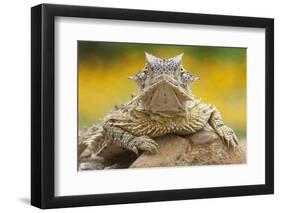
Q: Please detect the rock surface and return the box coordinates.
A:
[130,134,191,168]
[79,129,246,170]
[131,130,246,168]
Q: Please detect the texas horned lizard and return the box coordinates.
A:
[79,53,239,168]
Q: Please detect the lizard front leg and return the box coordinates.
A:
[104,122,159,156]
[208,106,239,148]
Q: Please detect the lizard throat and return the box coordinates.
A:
[139,80,191,115]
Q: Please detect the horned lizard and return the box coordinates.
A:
[79,53,239,168]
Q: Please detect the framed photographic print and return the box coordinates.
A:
[31,3,274,209]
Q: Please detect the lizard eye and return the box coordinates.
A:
[138,71,146,79]
[182,72,189,80]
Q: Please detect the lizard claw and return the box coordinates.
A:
[132,146,139,156]
[216,125,239,148]
[132,136,160,154]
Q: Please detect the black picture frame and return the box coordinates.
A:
[31,3,274,209]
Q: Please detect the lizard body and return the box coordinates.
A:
[80,53,238,160]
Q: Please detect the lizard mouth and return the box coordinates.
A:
[138,76,192,115]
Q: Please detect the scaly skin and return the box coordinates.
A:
[80,53,239,159]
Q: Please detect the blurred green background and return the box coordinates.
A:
[78,41,246,138]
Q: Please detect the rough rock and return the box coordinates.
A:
[79,129,246,170]
[79,143,137,170]
[130,134,191,168]
[130,130,246,168]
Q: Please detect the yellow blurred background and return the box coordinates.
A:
[78,41,246,137]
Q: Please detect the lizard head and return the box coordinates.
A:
[130,52,199,115]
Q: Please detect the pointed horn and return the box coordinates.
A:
[145,52,156,64]
[128,76,135,80]
[191,75,200,82]
[173,53,184,63]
